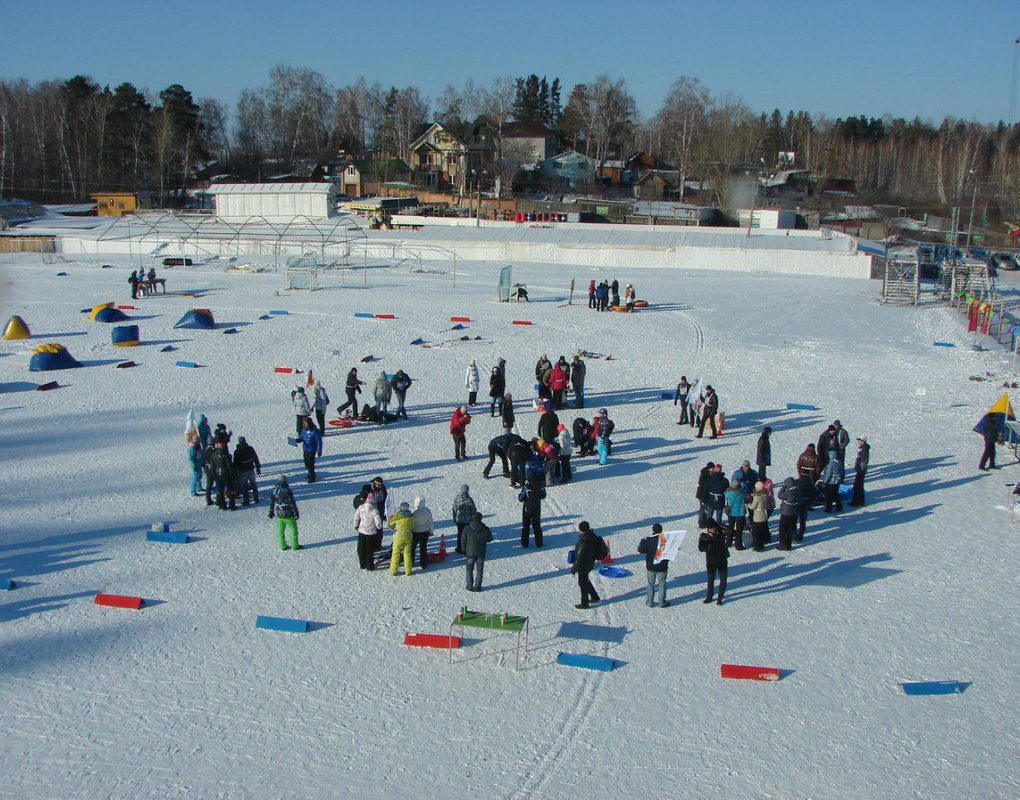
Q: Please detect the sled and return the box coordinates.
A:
[633,300,649,308]
[610,306,632,312]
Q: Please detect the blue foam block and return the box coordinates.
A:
[410,338,425,345]
[147,531,189,544]
[353,312,374,318]
[160,345,176,352]
[567,549,575,564]
[901,681,966,696]
[451,323,466,330]
[222,328,239,334]
[175,360,198,368]
[933,341,956,347]
[269,309,289,315]
[786,403,818,410]
[287,437,299,447]
[0,578,14,590]
[556,652,615,672]
[256,615,309,633]
[660,391,672,399]
[259,314,272,320]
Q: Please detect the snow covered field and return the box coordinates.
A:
[1,251,1019,800]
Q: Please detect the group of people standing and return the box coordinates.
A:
[336,367,414,425]
[587,279,636,311]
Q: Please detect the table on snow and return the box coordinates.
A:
[140,279,166,296]
[450,609,529,670]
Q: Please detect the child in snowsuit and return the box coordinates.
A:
[463,511,493,591]
[388,502,415,576]
[268,475,299,551]
[637,523,670,607]
[698,519,729,605]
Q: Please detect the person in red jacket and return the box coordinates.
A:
[549,364,568,410]
[588,278,597,309]
[450,406,471,461]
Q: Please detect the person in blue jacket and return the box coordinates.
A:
[299,417,323,483]
[187,438,203,496]
[197,414,211,449]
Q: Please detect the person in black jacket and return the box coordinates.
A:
[696,385,719,438]
[232,436,262,505]
[795,473,815,541]
[202,444,217,506]
[483,432,524,479]
[488,367,505,417]
[979,414,999,471]
[695,461,715,528]
[570,355,586,409]
[704,464,730,526]
[776,477,801,550]
[637,523,670,607]
[850,437,870,506]
[519,475,546,547]
[508,435,530,487]
[756,426,772,480]
[674,376,691,425]
[337,368,364,417]
[698,518,729,605]
[391,370,412,420]
[209,441,236,510]
[537,402,559,443]
[571,521,602,609]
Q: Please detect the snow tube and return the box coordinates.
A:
[111,325,139,346]
[633,300,648,308]
[610,306,632,313]
[29,343,81,371]
[597,565,630,578]
[174,308,215,330]
[3,315,30,340]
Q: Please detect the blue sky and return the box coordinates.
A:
[3,0,1017,123]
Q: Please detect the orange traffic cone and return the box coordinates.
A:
[600,538,613,565]
[439,533,447,557]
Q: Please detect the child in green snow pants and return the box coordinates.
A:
[390,530,413,575]
[276,517,299,550]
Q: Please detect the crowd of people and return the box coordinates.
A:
[184,345,876,610]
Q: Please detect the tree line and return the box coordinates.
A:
[1,67,1018,222]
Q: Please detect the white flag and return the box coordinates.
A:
[654,530,686,564]
[184,407,197,439]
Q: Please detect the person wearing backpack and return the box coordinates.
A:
[268,475,300,551]
[570,521,604,609]
[452,485,476,554]
[519,475,546,547]
[637,523,670,608]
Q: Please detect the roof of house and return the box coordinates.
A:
[207,183,335,195]
[505,121,556,138]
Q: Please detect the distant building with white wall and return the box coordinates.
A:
[208,183,338,223]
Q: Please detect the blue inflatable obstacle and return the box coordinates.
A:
[111,324,140,347]
[451,323,466,331]
[0,577,14,590]
[787,403,819,411]
[256,615,309,633]
[353,312,374,319]
[933,341,956,348]
[174,308,215,330]
[222,328,239,335]
[92,306,128,323]
[901,680,969,695]
[160,345,176,352]
[556,652,616,672]
[410,338,425,345]
[269,309,289,315]
[175,360,198,368]
[29,343,81,372]
[147,530,189,544]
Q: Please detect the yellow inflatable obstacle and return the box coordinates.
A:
[3,315,30,339]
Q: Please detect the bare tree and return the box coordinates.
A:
[560,76,636,167]
[655,77,710,200]
[479,76,515,185]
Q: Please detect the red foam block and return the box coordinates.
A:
[374,314,396,320]
[404,632,460,649]
[512,320,533,326]
[450,316,471,322]
[117,304,136,310]
[274,367,299,374]
[721,663,780,681]
[94,593,143,610]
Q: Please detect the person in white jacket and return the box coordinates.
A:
[292,387,312,436]
[411,496,434,570]
[465,359,480,406]
[354,493,383,570]
[556,423,573,483]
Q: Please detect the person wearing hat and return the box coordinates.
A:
[674,376,691,425]
[538,401,560,444]
[698,518,729,605]
[850,436,871,506]
[724,480,747,550]
[337,367,363,418]
[832,420,851,474]
[756,427,772,480]
[731,460,758,496]
[624,282,636,310]
[637,523,670,607]
[556,423,573,483]
[312,381,330,433]
[570,521,603,609]
[299,417,322,483]
[519,473,546,547]
[465,359,480,406]
[488,366,505,417]
[388,501,415,576]
[747,481,770,551]
[696,385,719,439]
[450,405,472,461]
[292,386,312,437]
[268,475,300,551]
[695,461,715,528]
[232,436,262,505]
[452,485,476,553]
[354,489,383,569]
[411,496,433,570]
[819,453,844,514]
[570,355,586,409]
[462,511,493,591]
